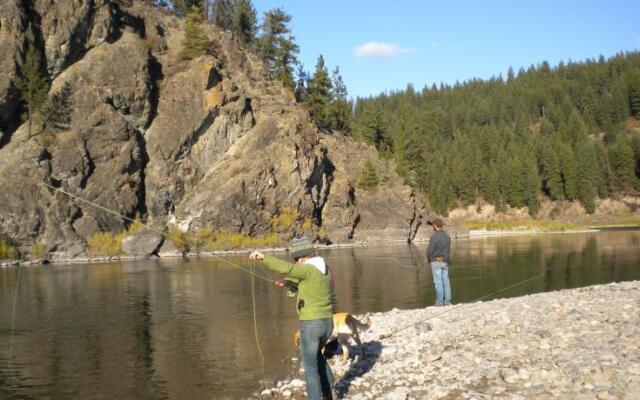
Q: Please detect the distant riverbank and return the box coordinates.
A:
[259,281,640,399]
[2,223,640,267]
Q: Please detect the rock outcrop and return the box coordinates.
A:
[121,228,163,256]
[0,0,439,257]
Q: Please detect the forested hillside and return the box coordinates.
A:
[351,53,640,215]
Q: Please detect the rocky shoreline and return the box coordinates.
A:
[2,226,637,267]
[258,281,640,400]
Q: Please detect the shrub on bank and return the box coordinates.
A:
[0,241,19,260]
[165,226,282,252]
[271,207,299,233]
[86,216,145,256]
[203,230,281,251]
[30,242,47,259]
[464,213,640,232]
[86,232,123,256]
[464,219,581,232]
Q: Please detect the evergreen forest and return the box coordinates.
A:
[350,53,640,215]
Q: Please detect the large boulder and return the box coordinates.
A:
[121,228,163,257]
[157,239,183,258]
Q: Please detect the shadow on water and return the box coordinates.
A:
[333,340,382,399]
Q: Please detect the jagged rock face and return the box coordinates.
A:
[319,135,429,243]
[0,30,154,252]
[0,0,30,137]
[0,0,434,256]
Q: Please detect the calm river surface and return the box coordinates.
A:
[1,230,639,399]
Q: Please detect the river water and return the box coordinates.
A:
[1,230,639,399]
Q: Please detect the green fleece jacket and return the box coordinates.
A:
[262,255,333,321]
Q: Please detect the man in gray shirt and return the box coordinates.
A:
[426,218,452,306]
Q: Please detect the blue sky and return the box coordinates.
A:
[252,0,640,99]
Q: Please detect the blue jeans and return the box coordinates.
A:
[299,318,335,400]
[431,261,451,305]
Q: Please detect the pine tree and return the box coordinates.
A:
[257,8,299,90]
[629,70,640,117]
[210,0,233,29]
[357,159,379,190]
[594,143,612,198]
[539,140,564,200]
[15,46,50,137]
[356,102,389,152]
[558,143,578,200]
[523,156,540,215]
[305,55,332,130]
[507,66,515,83]
[504,155,525,207]
[576,143,597,213]
[328,66,351,132]
[43,82,72,132]
[566,111,589,145]
[480,163,501,206]
[632,135,640,179]
[171,0,203,17]
[180,8,211,60]
[608,136,640,192]
[294,64,309,103]
[232,0,257,46]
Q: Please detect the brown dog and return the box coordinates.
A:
[294,312,372,363]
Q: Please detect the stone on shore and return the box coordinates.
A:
[121,229,163,257]
[157,239,184,258]
[261,281,640,399]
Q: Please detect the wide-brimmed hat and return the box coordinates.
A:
[290,237,315,259]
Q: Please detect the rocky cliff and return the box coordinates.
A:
[0,0,435,257]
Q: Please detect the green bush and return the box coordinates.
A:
[180,8,211,60]
[357,159,379,190]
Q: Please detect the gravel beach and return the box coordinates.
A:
[259,281,640,400]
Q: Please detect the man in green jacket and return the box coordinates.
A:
[250,237,334,400]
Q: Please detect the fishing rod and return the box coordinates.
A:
[7,261,22,369]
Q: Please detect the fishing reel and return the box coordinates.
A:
[275,278,299,298]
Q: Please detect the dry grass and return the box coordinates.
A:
[30,243,47,259]
[86,216,145,256]
[0,241,19,260]
[164,226,282,252]
[464,214,640,232]
[86,232,124,256]
[464,219,581,232]
[271,207,298,233]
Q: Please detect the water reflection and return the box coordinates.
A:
[0,230,639,399]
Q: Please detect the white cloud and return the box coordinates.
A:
[354,42,415,59]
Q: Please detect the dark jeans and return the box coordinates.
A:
[299,318,335,400]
